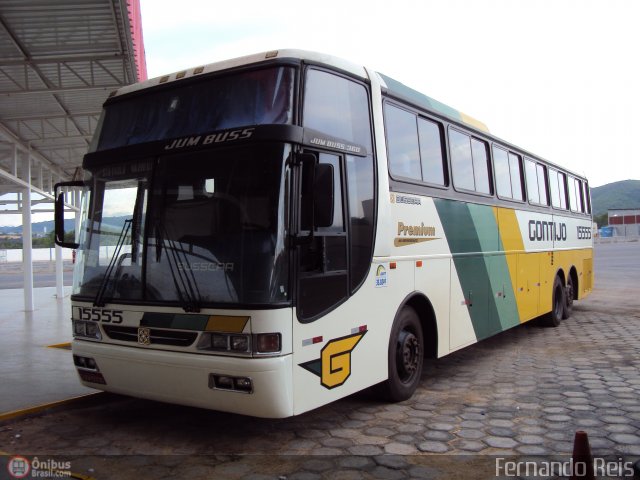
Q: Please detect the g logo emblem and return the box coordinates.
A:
[300,331,366,389]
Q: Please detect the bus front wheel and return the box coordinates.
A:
[379,305,424,402]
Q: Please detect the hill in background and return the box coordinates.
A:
[0,216,130,235]
[591,180,640,218]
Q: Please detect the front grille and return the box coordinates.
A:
[103,325,198,347]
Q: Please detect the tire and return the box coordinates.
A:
[563,275,574,319]
[379,306,424,402]
[541,276,565,327]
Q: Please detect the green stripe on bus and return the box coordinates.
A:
[434,200,519,339]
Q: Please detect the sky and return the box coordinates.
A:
[2,0,637,228]
[139,0,640,188]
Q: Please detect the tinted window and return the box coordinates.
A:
[583,182,591,214]
[557,171,567,209]
[568,177,578,211]
[417,117,445,185]
[549,168,567,209]
[537,164,549,205]
[524,158,540,204]
[493,146,511,198]
[449,129,475,191]
[385,104,421,180]
[569,177,584,213]
[508,153,524,201]
[346,154,375,292]
[449,129,491,194]
[549,169,560,207]
[96,67,295,151]
[471,139,491,194]
[304,69,372,149]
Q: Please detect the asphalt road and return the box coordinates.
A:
[1,242,639,480]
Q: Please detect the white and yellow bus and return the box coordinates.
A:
[55,50,593,418]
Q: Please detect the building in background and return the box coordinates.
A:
[607,208,640,237]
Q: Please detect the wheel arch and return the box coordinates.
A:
[555,267,566,286]
[397,292,438,359]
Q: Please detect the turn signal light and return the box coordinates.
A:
[254,333,281,354]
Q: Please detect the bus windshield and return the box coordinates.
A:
[93,66,295,151]
[74,144,290,309]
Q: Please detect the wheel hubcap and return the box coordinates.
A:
[566,282,574,307]
[397,330,420,382]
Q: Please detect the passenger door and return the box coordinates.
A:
[296,151,349,321]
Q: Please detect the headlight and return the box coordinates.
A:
[211,334,228,350]
[197,332,279,356]
[231,335,249,352]
[73,320,85,336]
[72,320,101,340]
[85,322,102,339]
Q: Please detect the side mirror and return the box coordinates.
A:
[313,163,334,228]
[54,181,84,249]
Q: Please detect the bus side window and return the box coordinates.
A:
[536,163,549,206]
[471,138,491,195]
[449,128,475,191]
[524,158,540,204]
[557,171,568,210]
[493,145,512,198]
[303,69,372,150]
[549,168,568,209]
[385,104,421,180]
[417,117,446,186]
[583,181,592,214]
[568,176,579,212]
[549,169,560,208]
[449,129,491,194]
[508,153,524,201]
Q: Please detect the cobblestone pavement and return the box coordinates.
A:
[1,244,639,479]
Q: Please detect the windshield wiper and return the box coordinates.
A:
[94,219,132,307]
[156,223,201,313]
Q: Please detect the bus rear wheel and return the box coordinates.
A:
[563,275,575,319]
[379,305,424,402]
[541,276,565,327]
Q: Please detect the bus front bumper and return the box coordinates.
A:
[72,340,294,418]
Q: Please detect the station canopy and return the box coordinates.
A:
[0,0,147,195]
[0,0,146,311]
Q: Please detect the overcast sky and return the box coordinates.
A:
[2,0,636,228]
[140,0,640,188]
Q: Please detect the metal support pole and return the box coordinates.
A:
[22,153,34,312]
[55,244,64,299]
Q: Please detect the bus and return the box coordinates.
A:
[55,49,593,418]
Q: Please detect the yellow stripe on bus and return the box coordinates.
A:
[494,207,532,323]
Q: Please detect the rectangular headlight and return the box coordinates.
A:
[211,334,228,350]
[230,335,249,352]
[85,322,102,340]
[73,320,85,337]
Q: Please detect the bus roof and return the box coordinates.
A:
[109,49,368,99]
[109,49,487,132]
[106,49,588,180]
